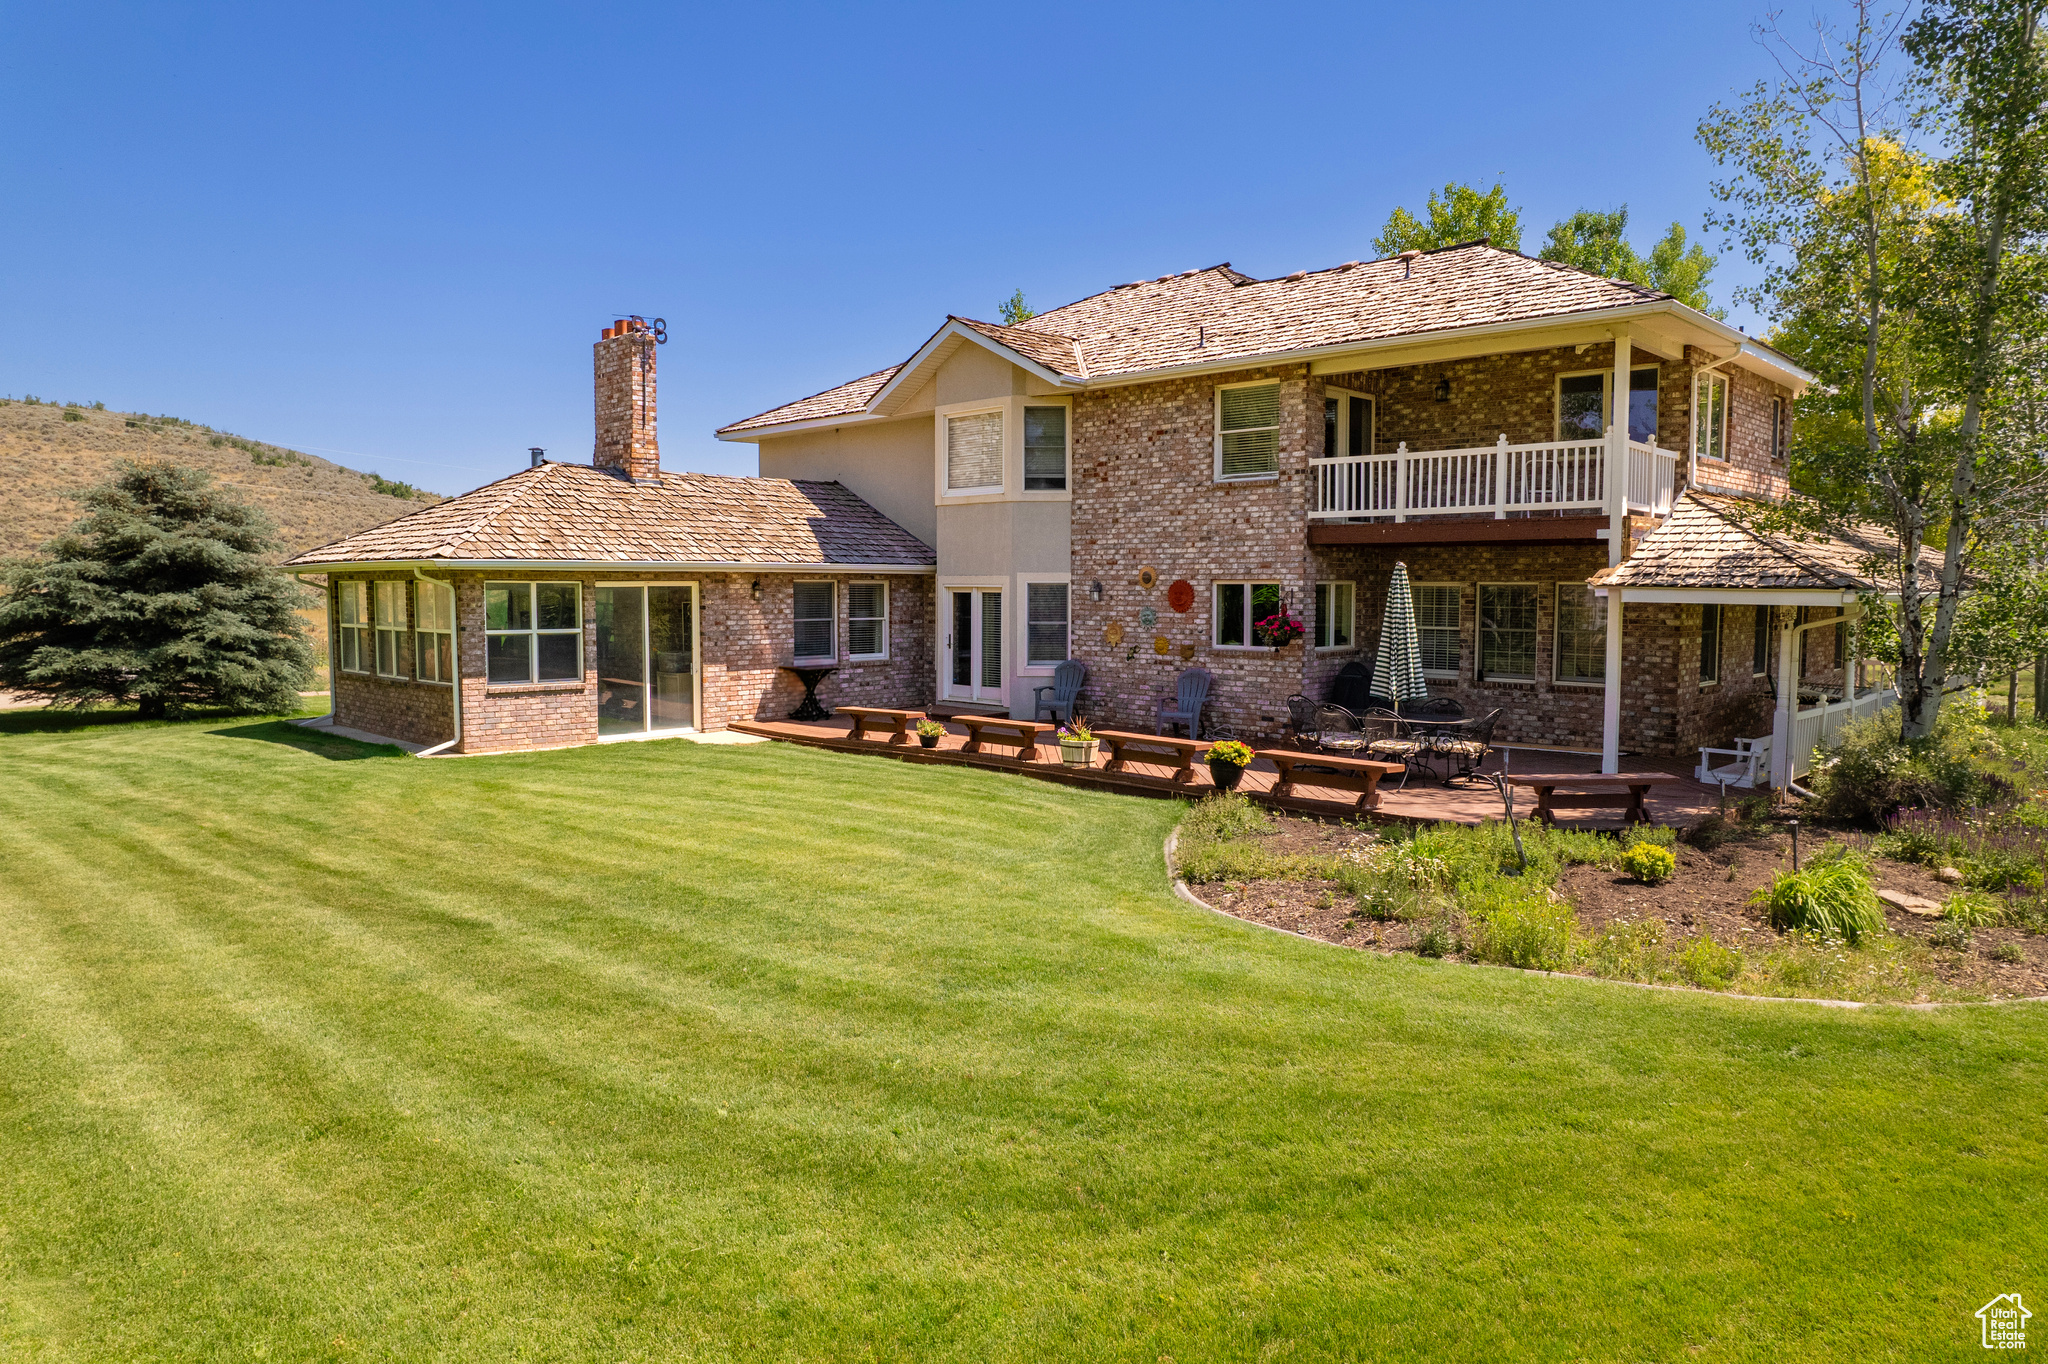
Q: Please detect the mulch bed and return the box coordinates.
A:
[1188,815,2048,1002]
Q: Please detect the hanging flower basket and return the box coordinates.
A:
[1253,611,1306,648]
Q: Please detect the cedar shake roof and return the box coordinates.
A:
[284,461,935,569]
[719,243,1681,435]
[1591,491,1941,593]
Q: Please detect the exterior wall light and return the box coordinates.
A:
[750,579,762,601]
[1089,581,1104,602]
[1434,378,1452,402]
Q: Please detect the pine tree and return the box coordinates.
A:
[0,461,316,718]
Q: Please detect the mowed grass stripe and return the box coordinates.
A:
[0,709,2041,1359]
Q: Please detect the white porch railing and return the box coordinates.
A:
[1787,687,1896,782]
[1308,433,1677,521]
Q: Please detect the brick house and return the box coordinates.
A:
[720,241,1838,768]
[289,320,935,755]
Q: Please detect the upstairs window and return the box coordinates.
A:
[337,581,369,674]
[1026,582,1069,665]
[416,580,455,683]
[1024,406,1068,490]
[847,582,887,661]
[1216,382,1280,478]
[1478,584,1537,682]
[1554,584,1606,684]
[1557,367,1659,442]
[1215,581,1281,647]
[485,581,581,684]
[373,580,408,678]
[1701,603,1723,684]
[1695,372,1729,461]
[1313,581,1354,650]
[946,410,1003,492]
[793,581,835,663]
[1752,604,1771,675]
[1415,584,1461,675]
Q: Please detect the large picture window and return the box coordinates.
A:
[1479,584,1538,681]
[1024,406,1068,491]
[946,410,1003,492]
[337,581,369,674]
[1415,584,1461,676]
[415,579,454,683]
[1215,581,1282,647]
[1701,603,1723,684]
[847,582,887,661]
[793,581,835,663]
[1557,367,1660,442]
[1554,585,1605,684]
[485,581,581,684]
[1216,382,1280,478]
[1026,582,1069,666]
[1313,581,1354,650]
[1695,372,1729,461]
[373,580,408,678]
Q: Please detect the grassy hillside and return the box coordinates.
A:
[0,397,442,562]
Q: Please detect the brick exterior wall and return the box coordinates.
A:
[329,570,932,754]
[593,321,660,482]
[327,571,459,749]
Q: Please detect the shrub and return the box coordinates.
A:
[1413,917,1454,958]
[1619,843,1677,885]
[1463,884,1576,971]
[1943,891,2007,928]
[1928,919,1974,951]
[1872,816,1946,866]
[1751,853,1887,944]
[1623,824,1678,849]
[1180,792,1272,843]
[1992,941,2025,964]
[62,408,84,422]
[1677,933,1745,990]
[1962,847,2046,893]
[1804,702,2029,824]
[1687,813,1733,852]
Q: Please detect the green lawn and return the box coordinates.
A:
[0,709,2041,1362]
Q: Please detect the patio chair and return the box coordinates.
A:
[1031,660,1086,726]
[1399,695,1464,720]
[1310,703,1371,757]
[1696,733,1771,790]
[1431,707,1500,785]
[1284,693,1321,749]
[1357,707,1427,790]
[1156,667,1213,739]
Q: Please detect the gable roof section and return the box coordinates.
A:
[1592,491,1939,595]
[718,245,1774,437]
[285,461,935,570]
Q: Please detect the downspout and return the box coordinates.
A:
[412,568,462,756]
[293,573,336,724]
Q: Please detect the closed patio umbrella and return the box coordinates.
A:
[1371,561,1429,712]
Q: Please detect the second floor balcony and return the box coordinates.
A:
[1308,433,1678,522]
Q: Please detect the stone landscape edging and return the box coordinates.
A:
[1160,828,2048,1012]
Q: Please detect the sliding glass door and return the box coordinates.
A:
[596,584,696,736]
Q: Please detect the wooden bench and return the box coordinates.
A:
[956,715,1051,758]
[1096,730,1211,783]
[837,706,924,745]
[1261,749,1406,809]
[1502,772,1692,825]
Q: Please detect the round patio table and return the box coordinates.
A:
[778,665,837,721]
[1398,716,1478,784]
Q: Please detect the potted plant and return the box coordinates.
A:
[1057,718,1099,767]
[914,718,945,749]
[1253,610,1306,649]
[1206,739,1254,790]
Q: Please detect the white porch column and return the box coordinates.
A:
[1771,609,1798,791]
[1602,588,1623,773]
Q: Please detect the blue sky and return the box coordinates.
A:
[2,1,1788,496]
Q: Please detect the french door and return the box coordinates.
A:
[595,584,697,736]
[945,588,1004,702]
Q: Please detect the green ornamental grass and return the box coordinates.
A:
[1750,852,1888,943]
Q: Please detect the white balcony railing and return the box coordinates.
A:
[1308,433,1677,521]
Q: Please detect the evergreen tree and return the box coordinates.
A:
[1372,182,1522,255]
[0,461,316,718]
[998,288,1035,326]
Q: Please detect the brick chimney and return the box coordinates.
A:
[593,318,659,481]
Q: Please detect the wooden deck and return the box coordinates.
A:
[729,717,1724,828]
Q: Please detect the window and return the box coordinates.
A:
[1695,372,1729,461]
[1026,582,1069,666]
[1024,406,1067,491]
[1554,584,1606,684]
[415,580,454,682]
[1322,390,1373,457]
[1753,604,1770,675]
[337,580,369,673]
[1700,603,1723,684]
[484,581,581,684]
[1313,581,1354,650]
[1479,585,1538,681]
[946,410,1003,491]
[793,582,835,662]
[371,581,408,678]
[1215,581,1281,647]
[1415,585,1461,675]
[847,582,887,661]
[1772,395,1789,463]
[1557,367,1659,442]
[1216,382,1280,478]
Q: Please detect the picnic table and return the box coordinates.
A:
[1501,772,1691,825]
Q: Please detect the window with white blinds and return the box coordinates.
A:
[1026,582,1068,666]
[847,582,887,660]
[793,582,835,662]
[979,592,1003,689]
[1216,382,1280,478]
[1024,406,1067,490]
[1415,585,1461,676]
[946,410,1004,491]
